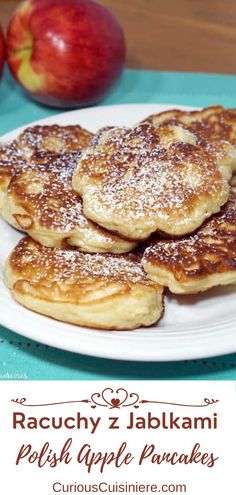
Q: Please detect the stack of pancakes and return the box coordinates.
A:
[1,106,236,330]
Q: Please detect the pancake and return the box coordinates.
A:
[4,236,164,330]
[142,187,236,294]
[72,123,229,240]
[17,124,93,155]
[141,106,236,181]
[1,150,136,253]
[142,105,236,142]
[0,123,93,209]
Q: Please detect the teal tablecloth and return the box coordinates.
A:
[0,67,236,380]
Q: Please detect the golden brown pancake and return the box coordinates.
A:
[73,123,229,240]
[2,150,136,253]
[0,123,93,208]
[142,105,236,142]
[142,105,236,181]
[142,187,236,294]
[4,236,164,330]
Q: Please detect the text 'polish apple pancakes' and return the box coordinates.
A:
[142,187,236,294]
[0,123,93,208]
[1,150,136,253]
[141,105,236,181]
[73,123,229,240]
[4,236,164,330]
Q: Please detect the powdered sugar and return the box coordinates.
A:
[9,151,87,231]
[75,123,228,238]
[13,237,154,286]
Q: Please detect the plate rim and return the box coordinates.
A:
[0,305,235,362]
[0,103,198,142]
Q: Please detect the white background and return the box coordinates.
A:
[0,381,235,495]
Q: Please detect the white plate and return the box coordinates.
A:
[0,103,236,361]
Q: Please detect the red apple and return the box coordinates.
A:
[0,25,5,76]
[7,0,125,107]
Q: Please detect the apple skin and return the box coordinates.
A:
[0,25,5,77]
[7,0,126,107]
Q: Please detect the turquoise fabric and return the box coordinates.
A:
[0,67,235,380]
